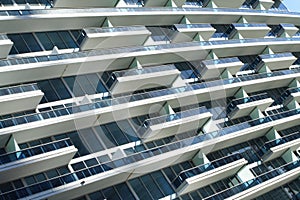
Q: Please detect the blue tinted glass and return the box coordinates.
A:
[36,32,54,50]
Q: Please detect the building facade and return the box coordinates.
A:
[0,0,299,199]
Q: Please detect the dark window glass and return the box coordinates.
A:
[102,187,121,200]
[8,34,30,54]
[115,183,135,200]
[49,79,72,99]
[129,178,152,200]
[22,33,42,52]
[58,31,78,48]
[35,32,54,50]
[47,32,67,49]
[37,80,59,103]
[64,76,85,97]
[105,123,129,145]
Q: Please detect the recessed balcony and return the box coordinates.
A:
[174,153,248,195]
[138,107,212,142]
[0,83,44,115]
[0,138,77,183]
[80,26,151,50]
[0,34,13,59]
[280,87,300,104]
[200,57,243,79]
[227,93,274,119]
[258,132,300,162]
[108,65,181,95]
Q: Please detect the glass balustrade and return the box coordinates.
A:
[106,65,178,89]
[232,23,268,28]
[1,37,300,67]
[280,23,297,28]
[202,57,240,66]
[0,34,9,40]
[0,0,52,7]
[84,26,148,34]
[226,93,269,114]
[0,138,73,165]
[0,68,300,130]
[204,160,300,200]
[174,24,213,30]
[257,132,300,157]
[1,108,300,199]
[138,107,209,136]
[259,52,294,60]
[278,87,300,103]
[0,83,39,97]
[172,153,243,188]
[1,7,300,17]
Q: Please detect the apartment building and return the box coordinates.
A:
[0,0,299,199]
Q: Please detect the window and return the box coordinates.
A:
[129,171,174,200]
[8,30,80,55]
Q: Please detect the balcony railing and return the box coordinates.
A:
[232,23,268,28]
[278,87,300,103]
[0,83,39,97]
[0,138,73,165]
[174,24,213,30]
[226,93,269,114]
[1,37,300,68]
[0,68,300,130]
[1,108,300,199]
[259,52,295,60]
[138,107,209,137]
[0,34,9,40]
[257,132,300,157]
[106,65,177,89]
[172,153,243,188]
[84,26,148,34]
[201,57,240,66]
[204,160,300,200]
[0,0,52,6]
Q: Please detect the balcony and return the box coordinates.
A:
[200,57,243,79]
[205,160,300,200]
[80,26,151,50]
[107,65,181,95]
[258,132,300,162]
[0,69,300,146]
[0,83,44,116]
[2,108,300,199]
[257,53,297,71]
[0,34,13,59]
[0,139,77,183]
[280,24,299,36]
[279,87,300,104]
[227,93,274,119]
[52,0,118,8]
[232,23,271,38]
[138,107,212,142]
[174,153,248,195]
[1,38,300,87]
[173,24,216,42]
